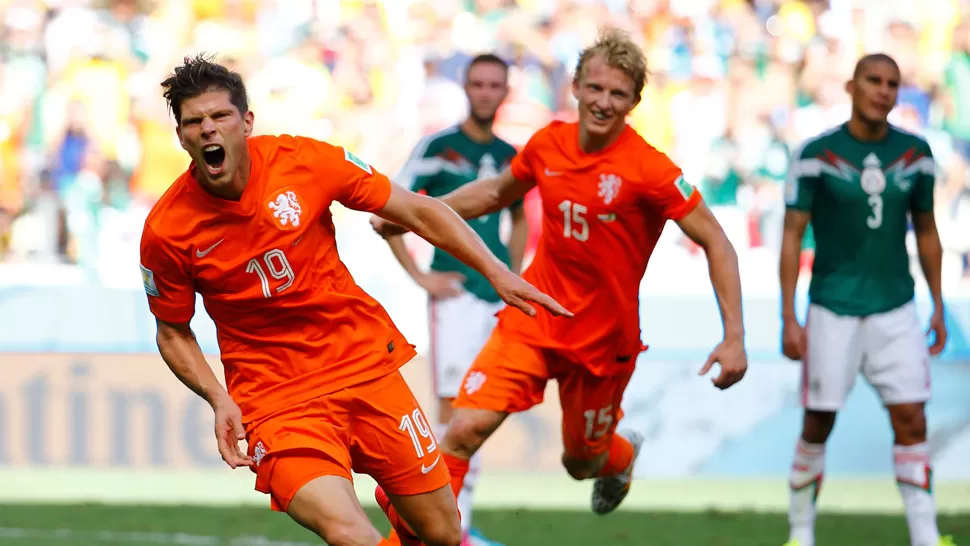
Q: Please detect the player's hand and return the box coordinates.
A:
[926,308,947,356]
[370,215,410,238]
[211,393,252,469]
[418,271,465,300]
[781,318,806,361]
[490,269,573,318]
[699,336,748,390]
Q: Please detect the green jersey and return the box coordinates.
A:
[396,125,521,303]
[785,123,936,316]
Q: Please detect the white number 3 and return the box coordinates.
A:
[867,195,883,229]
[246,248,295,298]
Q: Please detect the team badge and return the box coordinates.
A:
[598,173,622,205]
[860,153,886,195]
[267,190,303,230]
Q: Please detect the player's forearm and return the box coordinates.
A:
[407,198,509,281]
[386,235,424,282]
[156,321,229,406]
[704,235,745,340]
[508,216,528,275]
[915,228,945,309]
[779,230,803,321]
[440,178,508,220]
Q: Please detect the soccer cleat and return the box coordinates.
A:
[464,527,505,546]
[938,536,956,546]
[375,486,422,546]
[591,429,644,515]
[781,541,801,546]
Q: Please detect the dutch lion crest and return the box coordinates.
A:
[268,191,303,228]
[598,173,622,205]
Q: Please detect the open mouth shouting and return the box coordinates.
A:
[202,144,227,176]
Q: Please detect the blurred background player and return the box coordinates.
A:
[385,52,524,546]
[371,27,749,531]
[139,55,569,546]
[780,53,954,546]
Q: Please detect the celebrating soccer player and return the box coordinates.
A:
[138,54,570,546]
[371,28,748,543]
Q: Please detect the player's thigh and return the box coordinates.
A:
[287,474,382,545]
[350,371,452,497]
[803,304,864,411]
[452,327,549,414]
[430,293,494,400]
[386,484,463,546]
[246,399,353,513]
[557,362,633,461]
[863,301,931,405]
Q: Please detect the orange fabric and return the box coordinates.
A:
[454,328,632,458]
[443,453,470,500]
[139,135,416,424]
[503,121,702,376]
[598,433,634,476]
[247,371,450,512]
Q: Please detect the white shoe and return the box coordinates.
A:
[591,429,644,515]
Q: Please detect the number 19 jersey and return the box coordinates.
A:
[139,135,416,424]
[785,124,937,316]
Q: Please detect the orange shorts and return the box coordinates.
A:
[245,370,450,512]
[453,329,633,459]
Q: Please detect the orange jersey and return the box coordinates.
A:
[139,135,416,424]
[501,121,702,376]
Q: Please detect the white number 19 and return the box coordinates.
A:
[867,195,883,229]
[400,408,436,459]
[246,248,295,298]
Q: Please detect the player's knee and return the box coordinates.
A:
[442,411,500,458]
[314,519,381,546]
[419,520,463,546]
[802,410,836,444]
[888,403,927,442]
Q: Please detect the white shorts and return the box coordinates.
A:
[802,301,931,411]
[430,292,505,399]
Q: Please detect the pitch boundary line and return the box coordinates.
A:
[0,527,317,545]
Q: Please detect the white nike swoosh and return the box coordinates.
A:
[421,455,441,474]
[544,168,562,176]
[196,239,225,258]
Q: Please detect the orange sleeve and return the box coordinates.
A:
[139,222,196,324]
[509,128,544,182]
[640,150,702,221]
[300,137,392,213]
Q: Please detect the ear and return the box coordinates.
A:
[844,79,854,96]
[243,110,254,137]
[571,77,580,101]
[176,125,187,151]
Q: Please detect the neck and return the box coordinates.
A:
[461,118,494,144]
[578,123,625,154]
[846,114,888,142]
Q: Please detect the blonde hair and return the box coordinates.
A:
[574,27,648,99]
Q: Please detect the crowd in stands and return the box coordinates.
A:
[0,0,968,286]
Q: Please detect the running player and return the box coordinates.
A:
[780,53,954,546]
[386,52,523,546]
[138,54,569,546]
[371,28,748,541]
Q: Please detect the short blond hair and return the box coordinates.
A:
[574,27,648,99]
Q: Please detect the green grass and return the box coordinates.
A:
[0,504,967,546]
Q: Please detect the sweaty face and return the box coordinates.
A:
[177,90,253,188]
[572,55,639,139]
[465,62,509,124]
[847,61,899,125]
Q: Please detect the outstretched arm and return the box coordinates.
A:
[675,202,747,389]
[375,183,569,318]
[440,167,536,221]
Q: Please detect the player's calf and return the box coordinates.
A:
[441,408,507,459]
[888,402,942,546]
[287,476,384,546]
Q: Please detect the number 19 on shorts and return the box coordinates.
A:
[400,408,436,459]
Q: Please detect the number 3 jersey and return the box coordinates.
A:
[500,121,702,377]
[785,124,937,317]
[139,135,416,424]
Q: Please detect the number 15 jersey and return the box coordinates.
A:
[498,121,702,377]
[139,135,416,425]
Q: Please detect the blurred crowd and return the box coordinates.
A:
[1,0,969,285]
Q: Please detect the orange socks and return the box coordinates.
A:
[598,434,634,477]
[444,453,470,499]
